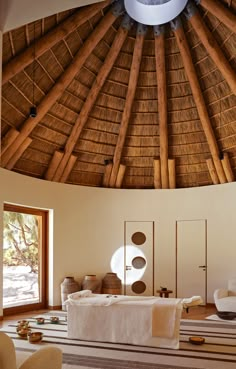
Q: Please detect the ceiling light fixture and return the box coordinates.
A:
[124,0,188,26]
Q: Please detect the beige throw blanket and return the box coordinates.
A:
[152,299,182,338]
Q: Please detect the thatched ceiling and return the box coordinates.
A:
[1,0,236,189]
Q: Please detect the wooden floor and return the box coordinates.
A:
[0,304,217,328]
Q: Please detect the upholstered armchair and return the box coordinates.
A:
[0,332,62,369]
[214,279,236,312]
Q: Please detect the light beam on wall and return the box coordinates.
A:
[110,245,146,285]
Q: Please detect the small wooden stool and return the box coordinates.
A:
[156,289,173,298]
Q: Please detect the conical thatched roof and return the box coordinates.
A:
[1,0,236,189]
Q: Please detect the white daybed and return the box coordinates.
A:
[66,292,183,349]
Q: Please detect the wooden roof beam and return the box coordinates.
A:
[199,0,236,34]
[2,0,111,85]
[221,152,234,182]
[5,137,32,170]
[52,15,132,182]
[109,24,146,188]
[44,150,63,180]
[154,25,169,189]
[168,159,176,189]
[59,155,77,183]
[206,158,220,184]
[153,159,161,189]
[115,164,126,188]
[103,160,113,187]
[1,128,19,156]
[1,6,121,169]
[184,1,236,95]
[172,17,227,184]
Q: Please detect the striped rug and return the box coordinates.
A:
[1,312,236,369]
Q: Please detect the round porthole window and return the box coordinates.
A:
[131,231,146,245]
[132,256,146,269]
[131,280,146,294]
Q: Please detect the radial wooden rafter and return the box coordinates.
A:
[172,17,227,184]
[2,0,111,85]
[154,26,169,189]
[48,17,131,183]
[200,0,236,33]
[1,8,119,168]
[109,25,146,188]
[186,1,236,95]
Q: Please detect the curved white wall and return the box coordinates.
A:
[1,0,103,32]
[1,168,236,315]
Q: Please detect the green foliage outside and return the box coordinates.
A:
[3,211,39,273]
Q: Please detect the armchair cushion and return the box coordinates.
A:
[0,332,62,369]
[214,279,236,313]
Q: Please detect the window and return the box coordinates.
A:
[3,204,48,315]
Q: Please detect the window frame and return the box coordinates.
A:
[3,203,48,316]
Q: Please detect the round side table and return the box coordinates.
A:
[156,289,173,298]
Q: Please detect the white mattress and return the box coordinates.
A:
[67,294,183,349]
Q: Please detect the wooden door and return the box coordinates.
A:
[176,219,207,304]
[124,221,154,296]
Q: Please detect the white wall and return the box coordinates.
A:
[0,0,103,32]
[1,167,236,316]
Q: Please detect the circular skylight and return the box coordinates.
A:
[124,0,188,25]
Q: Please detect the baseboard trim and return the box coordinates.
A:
[48,305,62,310]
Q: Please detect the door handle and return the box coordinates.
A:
[198,265,206,268]
[126,266,132,270]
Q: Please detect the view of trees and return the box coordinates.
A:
[3,211,39,273]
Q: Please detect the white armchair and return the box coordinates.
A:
[0,332,62,369]
[214,279,236,312]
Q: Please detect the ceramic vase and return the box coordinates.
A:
[61,276,80,310]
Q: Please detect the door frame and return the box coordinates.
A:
[124,220,155,296]
[175,219,207,305]
[3,203,48,315]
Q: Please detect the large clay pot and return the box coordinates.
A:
[102,272,122,295]
[82,275,102,293]
[61,276,80,310]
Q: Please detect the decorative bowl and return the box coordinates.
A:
[17,327,31,338]
[18,320,30,327]
[216,311,236,320]
[36,317,45,324]
[28,332,43,343]
[50,316,59,324]
[189,336,205,345]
